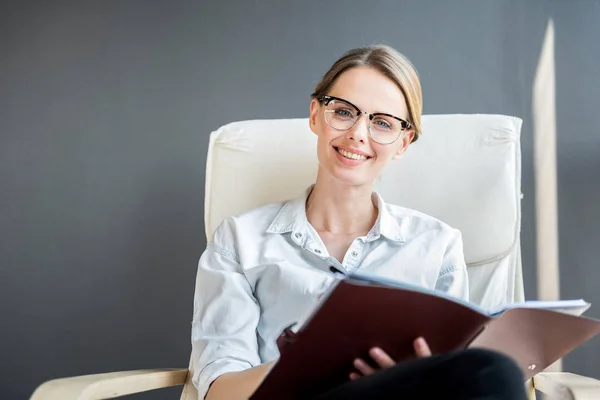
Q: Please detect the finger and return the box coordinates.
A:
[349,372,361,380]
[414,337,432,358]
[353,358,377,376]
[369,347,396,368]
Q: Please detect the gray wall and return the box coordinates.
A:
[1,1,598,399]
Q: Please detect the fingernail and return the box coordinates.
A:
[370,347,383,356]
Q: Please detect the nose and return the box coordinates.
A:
[346,113,369,143]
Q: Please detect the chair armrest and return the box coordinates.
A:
[533,372,600,400]
[30,368,188,400]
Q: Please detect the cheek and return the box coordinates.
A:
[315,128,336,160]
[376,140,407,160]
[317,124,344,146]
[371,144,394,163]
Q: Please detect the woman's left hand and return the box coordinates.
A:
[349,337,432,380]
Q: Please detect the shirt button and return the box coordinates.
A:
[294,232,302,238]
[314,249,321,254]
[351,251,358,257]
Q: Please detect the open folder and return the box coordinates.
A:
[250,273,600,399]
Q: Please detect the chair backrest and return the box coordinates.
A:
[181,114,524,399]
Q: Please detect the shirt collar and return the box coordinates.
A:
[367,192,405,242]
[266,186,405,243]
[266,186,312,235]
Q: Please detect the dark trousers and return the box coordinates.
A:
[312,348,528,400]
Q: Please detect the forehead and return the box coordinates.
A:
[328,66,408,117]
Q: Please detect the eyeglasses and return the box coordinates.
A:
[317,95,411,145]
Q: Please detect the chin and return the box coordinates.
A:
[328,168,374,187]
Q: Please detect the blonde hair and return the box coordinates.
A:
[311,44,423,142]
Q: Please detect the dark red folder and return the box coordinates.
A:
[250,274,600,399]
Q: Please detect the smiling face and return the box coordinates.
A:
[309,66,415,188]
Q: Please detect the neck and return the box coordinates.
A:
[306,170,378,235]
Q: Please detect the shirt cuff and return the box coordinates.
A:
[194,358,253,400]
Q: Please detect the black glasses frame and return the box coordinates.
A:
[318,95,412,132]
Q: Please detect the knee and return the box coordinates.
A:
[456,349,526,397]
[459,348,523,378]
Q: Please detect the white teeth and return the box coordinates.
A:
[337,148,367,160]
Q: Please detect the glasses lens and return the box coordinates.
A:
[324,99,356,130]
[369,115,403,144]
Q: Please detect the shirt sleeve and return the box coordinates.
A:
[434,228,469,301]
[191,219,261,399]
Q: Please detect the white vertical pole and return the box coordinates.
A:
[533,19,561,372]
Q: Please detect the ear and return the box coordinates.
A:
[309,98,320,135]
[392,130,414,159]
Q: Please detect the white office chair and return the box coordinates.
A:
[30,115,600,400]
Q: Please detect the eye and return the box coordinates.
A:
[334,108,354,118]
[373,118,392,130]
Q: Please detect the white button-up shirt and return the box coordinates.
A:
[191,187,469,399]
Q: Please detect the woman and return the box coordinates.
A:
[192,45,527,399]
